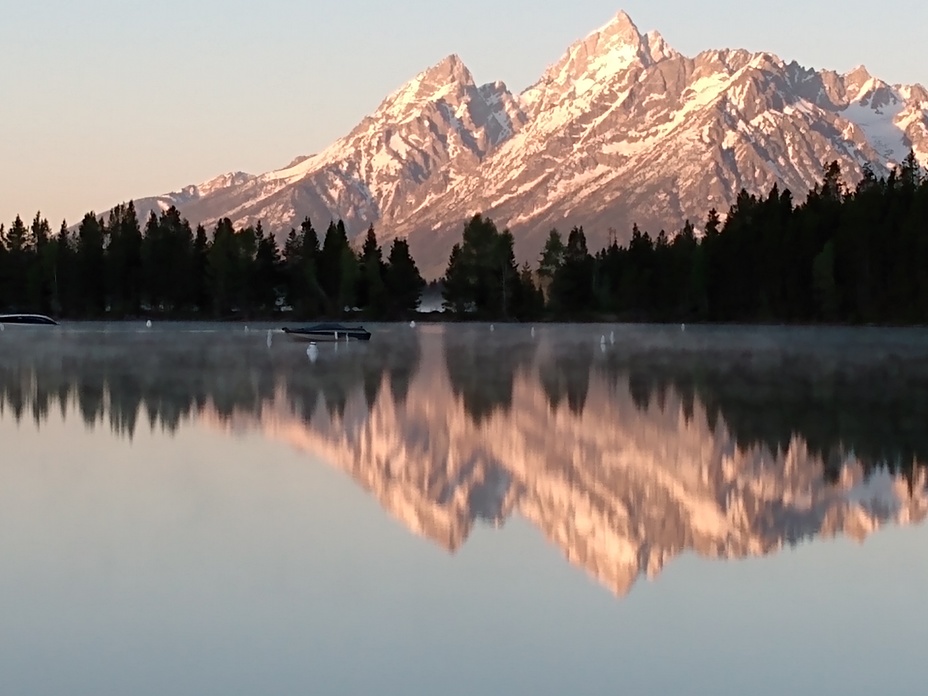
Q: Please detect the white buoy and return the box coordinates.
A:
[409,320,416,328]
[490,324,495,332]
[530,326,535,338]
[244,325,249,333]
[681,323,686,332]
[146,319,152,328]
[0,323,4,332]
[306,343,319,363]
[610,330,615,344]
[266,330,273,348]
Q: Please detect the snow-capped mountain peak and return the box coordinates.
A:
[596,9,644,45]
[843,64,874,92]
[379,53,476,118]
[127,10,928,279]
[520,10,663,115]
[643,29,678,63]
[196,171,256,197]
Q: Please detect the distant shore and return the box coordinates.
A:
[18,313,928,329]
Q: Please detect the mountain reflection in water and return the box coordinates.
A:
[1,324,926,597]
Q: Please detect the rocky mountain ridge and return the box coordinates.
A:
[129,11,928,278]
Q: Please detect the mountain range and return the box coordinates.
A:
[127,10,928,278]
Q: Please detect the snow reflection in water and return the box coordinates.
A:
[1,323,926,597]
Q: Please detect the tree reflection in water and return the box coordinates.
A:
[2,325,926,480]
[2,324,927,596]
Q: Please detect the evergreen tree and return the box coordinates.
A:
[141,211,162,311]
[28,213,53,313]
[384,238,425,316]
[159,207,195,312]
[206,218,238,317]
[441,214,519,318]
[76,213,106,316]
[5,215,31,254]
[105,203,143,317]
[537,228,565,301]
[191,224,210,314]
[594,238,622,314]
[550,226,594,315]
[253,221,282,314]
[357,225,387,317]
[283,217,324,317]
[3,215,32,310]
[621,224,655,316]
[0,224,7,309]
[235,224,258,316]
[511,262,545,320]
[338,221,359,312]
[441,244,468,314]
[674,220,706,319]
[52,220,77,316]
[318,220,358,314]
[120,201,143,315]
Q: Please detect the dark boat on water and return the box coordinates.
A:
[0,314,59,327]
[282,323,371,342]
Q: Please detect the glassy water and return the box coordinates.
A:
[1,322,927,696]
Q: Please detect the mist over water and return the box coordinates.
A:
[1,323,927,696]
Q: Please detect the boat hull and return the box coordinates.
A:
[285,332,366,343]
[0,314,59,327]
[282,325,371,343]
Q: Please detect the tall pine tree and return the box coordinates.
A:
[384,238,425,317]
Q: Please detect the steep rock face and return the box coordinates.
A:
[134,54,525,243]
[130,10,928,278]
[205,332,928,598]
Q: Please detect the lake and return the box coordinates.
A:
[1,322,926,696]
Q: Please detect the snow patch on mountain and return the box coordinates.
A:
[842,94,909,162]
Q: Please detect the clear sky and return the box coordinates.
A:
[2,0,926,228]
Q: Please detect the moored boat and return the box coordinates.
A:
[282,323,371,342]
[0,314,59,327]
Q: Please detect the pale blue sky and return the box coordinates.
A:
[2,0,925,227]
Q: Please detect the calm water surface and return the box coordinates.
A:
[1,322,927,696]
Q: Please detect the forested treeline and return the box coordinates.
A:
[0,205,425,319]
[441,156,928,324]
[2,156,926,323]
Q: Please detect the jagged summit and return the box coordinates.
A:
[415,52,475,91]
[383,53,475,111]
[596,10,642,44]
[428,53,471,81]
[844,64,873,84]
[521,9,666,114]
[127,10,928,279]
[643,29,677,63]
